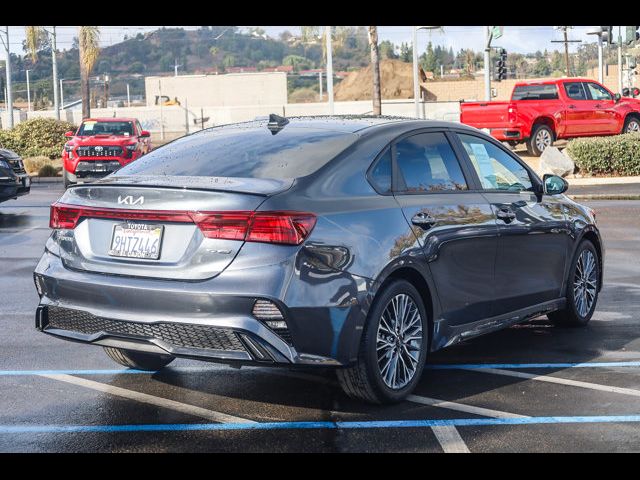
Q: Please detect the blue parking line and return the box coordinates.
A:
[2,415,640,434]
[1,361,640,377]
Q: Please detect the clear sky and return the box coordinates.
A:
[3,26,619,57]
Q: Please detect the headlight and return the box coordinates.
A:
[125,143,138,152]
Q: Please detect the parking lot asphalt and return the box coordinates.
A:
[1,183,640,452]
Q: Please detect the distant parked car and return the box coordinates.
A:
[460,78,640,156]
[0,148,30,204]
[62,118,152,188]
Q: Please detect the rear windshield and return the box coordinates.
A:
[512,84,558,101]
[117,126,358,179]
[78,121,134,136]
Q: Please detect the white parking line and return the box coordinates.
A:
[40,374,255,424]
[430,426,471,453]
[406,395,528,419]
[470,368,640,398]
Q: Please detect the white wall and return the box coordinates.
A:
[1,100,461,136]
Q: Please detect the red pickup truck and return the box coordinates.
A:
[62,118,152,188]
[460,78,640,156]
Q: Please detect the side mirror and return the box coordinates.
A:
[614,93,621,103]
[64,131,75,137]
[543,174,568,195]
[139,130,150,138]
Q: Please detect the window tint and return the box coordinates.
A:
[458,134,533,192]
[512,84,558,100]
[369,148,392,193]
[564,82,587,100]
[585,82,612,101]
[395,132,467,193]
[78,121,134,136]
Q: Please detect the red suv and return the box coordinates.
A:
[62,118,152,188]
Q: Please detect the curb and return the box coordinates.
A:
[30,176,63,183]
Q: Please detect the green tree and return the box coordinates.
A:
[379,40,397,59]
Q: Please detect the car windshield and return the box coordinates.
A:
[117,125,358,180]
[77,121,134,136]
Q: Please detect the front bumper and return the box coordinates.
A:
[33,250,359,367]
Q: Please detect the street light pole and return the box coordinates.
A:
[26,69,31,112]
[484,26,492,101]
[59,78,64,112]
[618,26,623,94]
[325,26,334,115]
[598,34,603,84]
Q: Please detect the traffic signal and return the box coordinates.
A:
[601,26,613,44]
[626,26,640,45]
[495,48,507,81]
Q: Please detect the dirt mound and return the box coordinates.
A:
[334,59,415,101]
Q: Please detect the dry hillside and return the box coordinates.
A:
[334,59,416,101]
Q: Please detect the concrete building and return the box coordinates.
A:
[144,72,288,108]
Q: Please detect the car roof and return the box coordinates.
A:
[514,77,598,87]
[82,118,138,122]
[195,115,475,136]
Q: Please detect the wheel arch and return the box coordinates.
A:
[578,228,604,292]
[622,112,640,133]
[531,116,557,139]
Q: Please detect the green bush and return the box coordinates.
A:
[37,164,59,177]
[0,118,77,159]
[566,133,640,176]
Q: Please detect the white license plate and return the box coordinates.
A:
[108,222,164,260]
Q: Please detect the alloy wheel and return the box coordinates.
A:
[573,250,598,317]
[535,128,552,152]
[376,293,423,390]
[626,120,640,133]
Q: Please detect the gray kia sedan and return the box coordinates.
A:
[33,116,603,403]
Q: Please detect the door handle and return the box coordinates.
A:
[594,104,602,108]
[568,104,576,109]
[411,212,437,229]
[496,206,516,223]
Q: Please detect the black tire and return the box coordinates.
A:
[622,115,640,134]
[548,240,600,327]
[103,347,174,370]
[526,124,554,156]
[336,279,429,404]
[63,170,73,189]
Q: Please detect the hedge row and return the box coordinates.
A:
[566,133,640,176]
[0,118,77,159]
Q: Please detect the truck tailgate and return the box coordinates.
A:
[460,101,512,129]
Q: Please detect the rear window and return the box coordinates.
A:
[512,84,558,101]
[117,126,358,179]
[78,121,134,136]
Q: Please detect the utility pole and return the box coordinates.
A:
[174,59,181,77]
[551,27,581,77]
[26,69,31,112]
[51,26,59,120]
[59,78,64,110]
[318,71,323,101]
[412,26,420,117]
[484,26,493,101]
[325,26,334,115]
[598,35,604,83]
[2,26,13,128]
[126,83,130,107]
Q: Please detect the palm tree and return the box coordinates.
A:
[78,26,100,119]
[368,26,381,115]
[24,26,43,62]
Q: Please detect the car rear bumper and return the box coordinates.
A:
[33,250,361,367]
[488,128,524,141]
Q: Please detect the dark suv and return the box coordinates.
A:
[0,148,30,204]
[34,116,603,404]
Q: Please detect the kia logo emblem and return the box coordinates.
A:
[117,195,144,205]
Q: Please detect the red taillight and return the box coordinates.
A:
[507,104,517,123]
[49,203,316,246]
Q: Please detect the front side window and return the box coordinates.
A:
[395,132,467,193]
[585,82,612,101]
[458,134,533,192]
[564,82,587,100]
[77,121,135,136]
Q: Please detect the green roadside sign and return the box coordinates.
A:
[491,26,503,40]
